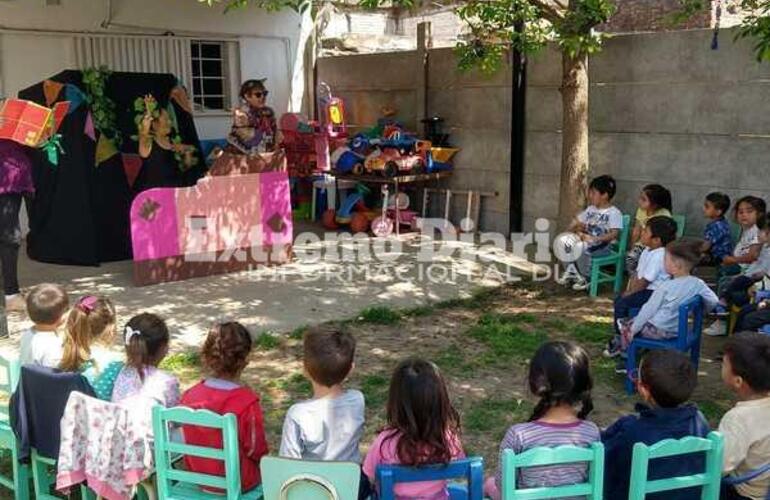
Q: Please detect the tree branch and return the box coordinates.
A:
[528,0,565,23]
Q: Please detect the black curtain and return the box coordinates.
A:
[19,70,204,265]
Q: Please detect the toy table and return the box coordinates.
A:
[333,171,452,236]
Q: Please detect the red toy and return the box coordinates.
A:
[364,148,425,177]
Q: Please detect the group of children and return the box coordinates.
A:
[14,274,770,499]
[556,174,770,361]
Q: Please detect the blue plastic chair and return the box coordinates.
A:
[722,462,770,499]
[625,295,705,394]
[375,457,484,500]
[755,290,770,335]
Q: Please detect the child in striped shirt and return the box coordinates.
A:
[484,341,600,499]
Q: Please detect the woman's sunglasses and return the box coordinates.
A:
[249,91,268,99]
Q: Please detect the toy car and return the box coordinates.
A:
[364,148,425,177]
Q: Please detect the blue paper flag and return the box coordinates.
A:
[64,84,86,114]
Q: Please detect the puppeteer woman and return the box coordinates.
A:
[227,79,277,155]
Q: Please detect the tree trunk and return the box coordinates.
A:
[557,51,590,230]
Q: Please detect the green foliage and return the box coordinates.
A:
[82,66,122,145]
[289,325,308,340]
[358,306,401,325]
[571,321,611,345]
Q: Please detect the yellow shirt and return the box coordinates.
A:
[634,207,672,228]
[719,397,770,498]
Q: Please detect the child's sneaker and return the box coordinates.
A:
[603,337,622,358]
[572,276,589,291]
[614,359,628,374]
[704,320,727,337]
[555,274,572,286]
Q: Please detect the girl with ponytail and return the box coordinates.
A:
[112,313,179,435]
[58,295,122,400]
[484,341,600,500]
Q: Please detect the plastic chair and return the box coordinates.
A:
[152,405,263,499]
[260,456,360,500]
[755,290,770,335]
[0,356,29,499]
[722,462,770,500]
[376,457,484,500]
[673,214,686,238]
[589,214,632,297]
[625,295,705,394]
[628,431,723,500]
[501,443,604,500]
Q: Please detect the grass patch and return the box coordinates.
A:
[289,325,308,340]
[572,321,611,345]
[159,351,200,371]
[255,332,281,351]
[468,313,548,361]
[279,373,312,398]
[358,306,401,325]
[360,373,390,407]
[465,399,532,433]
[498,313,538,324]
[435,346,479,376]
[403,305,435,317]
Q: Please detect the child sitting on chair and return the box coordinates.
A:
[279,326,369,499]
[180,322,269,493]
[58,295,123,400]
[485,341,600,499]
[617,239,718,355]
[19,283,69,367]
[363,358,465,499]
[719,332,770,500]
[556,175,624,291]
[608,216,678,357]
[602,350,710,500]
[701,192,734,266]
[626,184,673,273]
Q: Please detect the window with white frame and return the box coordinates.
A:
[190,40,230,112]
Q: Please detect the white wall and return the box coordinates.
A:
[0,0,309,139]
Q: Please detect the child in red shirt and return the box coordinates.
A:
[180,322,268,492]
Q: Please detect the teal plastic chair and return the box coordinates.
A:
[589,214,632,297]
[501,443,604,499]
[673,214,686,238]
[0,356,29,499]
[628,432,723,500]
[260,456,360,499]
[152,405,264,500]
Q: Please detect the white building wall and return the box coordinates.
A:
[0,0,309,139]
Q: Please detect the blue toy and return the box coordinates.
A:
[335,149,366,174]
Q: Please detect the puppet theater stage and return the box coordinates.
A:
[18,70,292,286]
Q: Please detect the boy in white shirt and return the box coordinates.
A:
[606,216,678,357]
[279,325,368,497]
[557,175,624,291]
[19,283,69,367]
[719,332,770,500]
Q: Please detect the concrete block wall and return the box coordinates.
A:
[318,27,770,237]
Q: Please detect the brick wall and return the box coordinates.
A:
[602,0,712,33]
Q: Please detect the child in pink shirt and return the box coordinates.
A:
[363,358,465,499]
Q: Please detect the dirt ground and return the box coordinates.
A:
[161,280,738,470]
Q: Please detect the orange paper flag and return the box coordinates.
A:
[43,80,64,106]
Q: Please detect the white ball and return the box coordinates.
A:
[553,232,585,263]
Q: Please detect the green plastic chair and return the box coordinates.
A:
[0,356,29,500]
[501,442,604,499]
[628,431,723,500]
[589,214,632,297]
[673,214,686,238]
[152,405,264,500]
[260,456,360,500]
